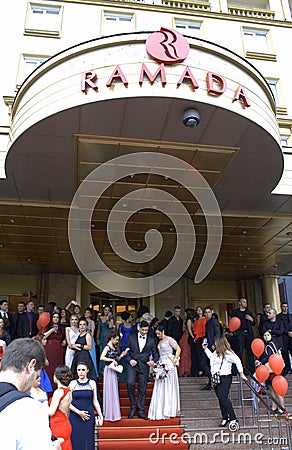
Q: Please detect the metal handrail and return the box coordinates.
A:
[243,368,286,415]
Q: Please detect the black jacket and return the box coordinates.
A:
[206,317,221,347]
[262,318,284,348]
[125,332,158,373]
[14,312,38,338]
[231,308,255,339]
[167,316,183,343]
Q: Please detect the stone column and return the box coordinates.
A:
[260,275,281,312]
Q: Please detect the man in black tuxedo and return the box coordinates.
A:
[125,320,158,419]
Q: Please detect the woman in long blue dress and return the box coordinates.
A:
[84,307,98,376]
[69,362,103,450]
[96,305,115,375]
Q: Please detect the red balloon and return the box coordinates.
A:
[229,317,241,332]
[255,365,270,383]
[251,338,265,358]
[272,375,288,396]
[268,354,285,375]
[38,312,50,329]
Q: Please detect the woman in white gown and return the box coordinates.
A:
[65,314,79,368]
[148,326,181,420]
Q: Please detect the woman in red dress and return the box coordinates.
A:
[49,365,73,450]
[42,313,66,388]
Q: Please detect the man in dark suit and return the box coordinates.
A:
[159,310,172,335]
[167,306,183,343]
[201,307,221,390]
[277,302,292,374]
[125,320,158,419]
[231,297,255,373]
[262,308,284,349]
[0,299,13,336]
[11,300,26,339]
[15,300,38,338]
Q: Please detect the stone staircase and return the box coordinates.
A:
[179,375,292,450]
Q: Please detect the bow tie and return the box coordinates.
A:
[139,335,146,339]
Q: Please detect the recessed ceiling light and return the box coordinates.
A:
[27,258,32,263]
[241,230,247,235]
[286,231,292,236]
[246,247,251,251]
[238,253,243,257]
[10,219,15,224]
[0,244,3,248]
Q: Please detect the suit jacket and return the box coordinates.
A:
[15,311,38,338]
[277,312,292,337]
[167,316,183,343]
[125,332,158,373]
[206,317,221,347]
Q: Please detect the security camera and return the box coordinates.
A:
[183,108,200,127]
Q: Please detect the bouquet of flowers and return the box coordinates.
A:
[152,362,170,380]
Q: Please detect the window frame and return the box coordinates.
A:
[242,26,276,61]
[24,2,63,38]
[101,10,135,36]
[173,18,203,37]
[16,54,50,87]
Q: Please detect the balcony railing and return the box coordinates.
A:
[228,5,275,20]
[161,0,210,11]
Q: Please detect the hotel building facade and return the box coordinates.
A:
[0,0,292,321]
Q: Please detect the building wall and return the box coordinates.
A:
[1,0,291,310]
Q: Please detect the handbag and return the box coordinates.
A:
[211,358,224,388]
[265,342,281,373]
[109,361,124,374]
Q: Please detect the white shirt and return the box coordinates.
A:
[138,333,147,352]
[0,396,54,450]
[205,348,243,376]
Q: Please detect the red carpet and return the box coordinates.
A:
[98,382,188,449]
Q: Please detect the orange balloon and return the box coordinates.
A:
[38,312,50,329]
[268,354,285,375]
[272,375,288,396]
[255,365,270,383]
[229,317,241,332]
[251,338,265,358]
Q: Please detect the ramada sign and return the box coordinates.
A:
[81,27,251,108]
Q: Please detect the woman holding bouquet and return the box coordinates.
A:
[148,326,181,420]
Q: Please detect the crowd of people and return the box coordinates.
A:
[0,296,291,447]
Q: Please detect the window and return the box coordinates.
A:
[17,55,49,86]
[243,28,270,53]
[25,3,63,37]
[102,12,134,36]
[174,19,202,37]
[267,79,280,106]
[281,136,290,147]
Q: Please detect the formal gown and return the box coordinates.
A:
[87,322,98,376]
[148,338,180,420]
[65,328,79,368]
[98,317,115,375]
[103,346,121,421]
[118,323,134,381]
[69,380,96,450]
[45,328,65,387]
[49,387,72,450]
[70,333,98,384]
